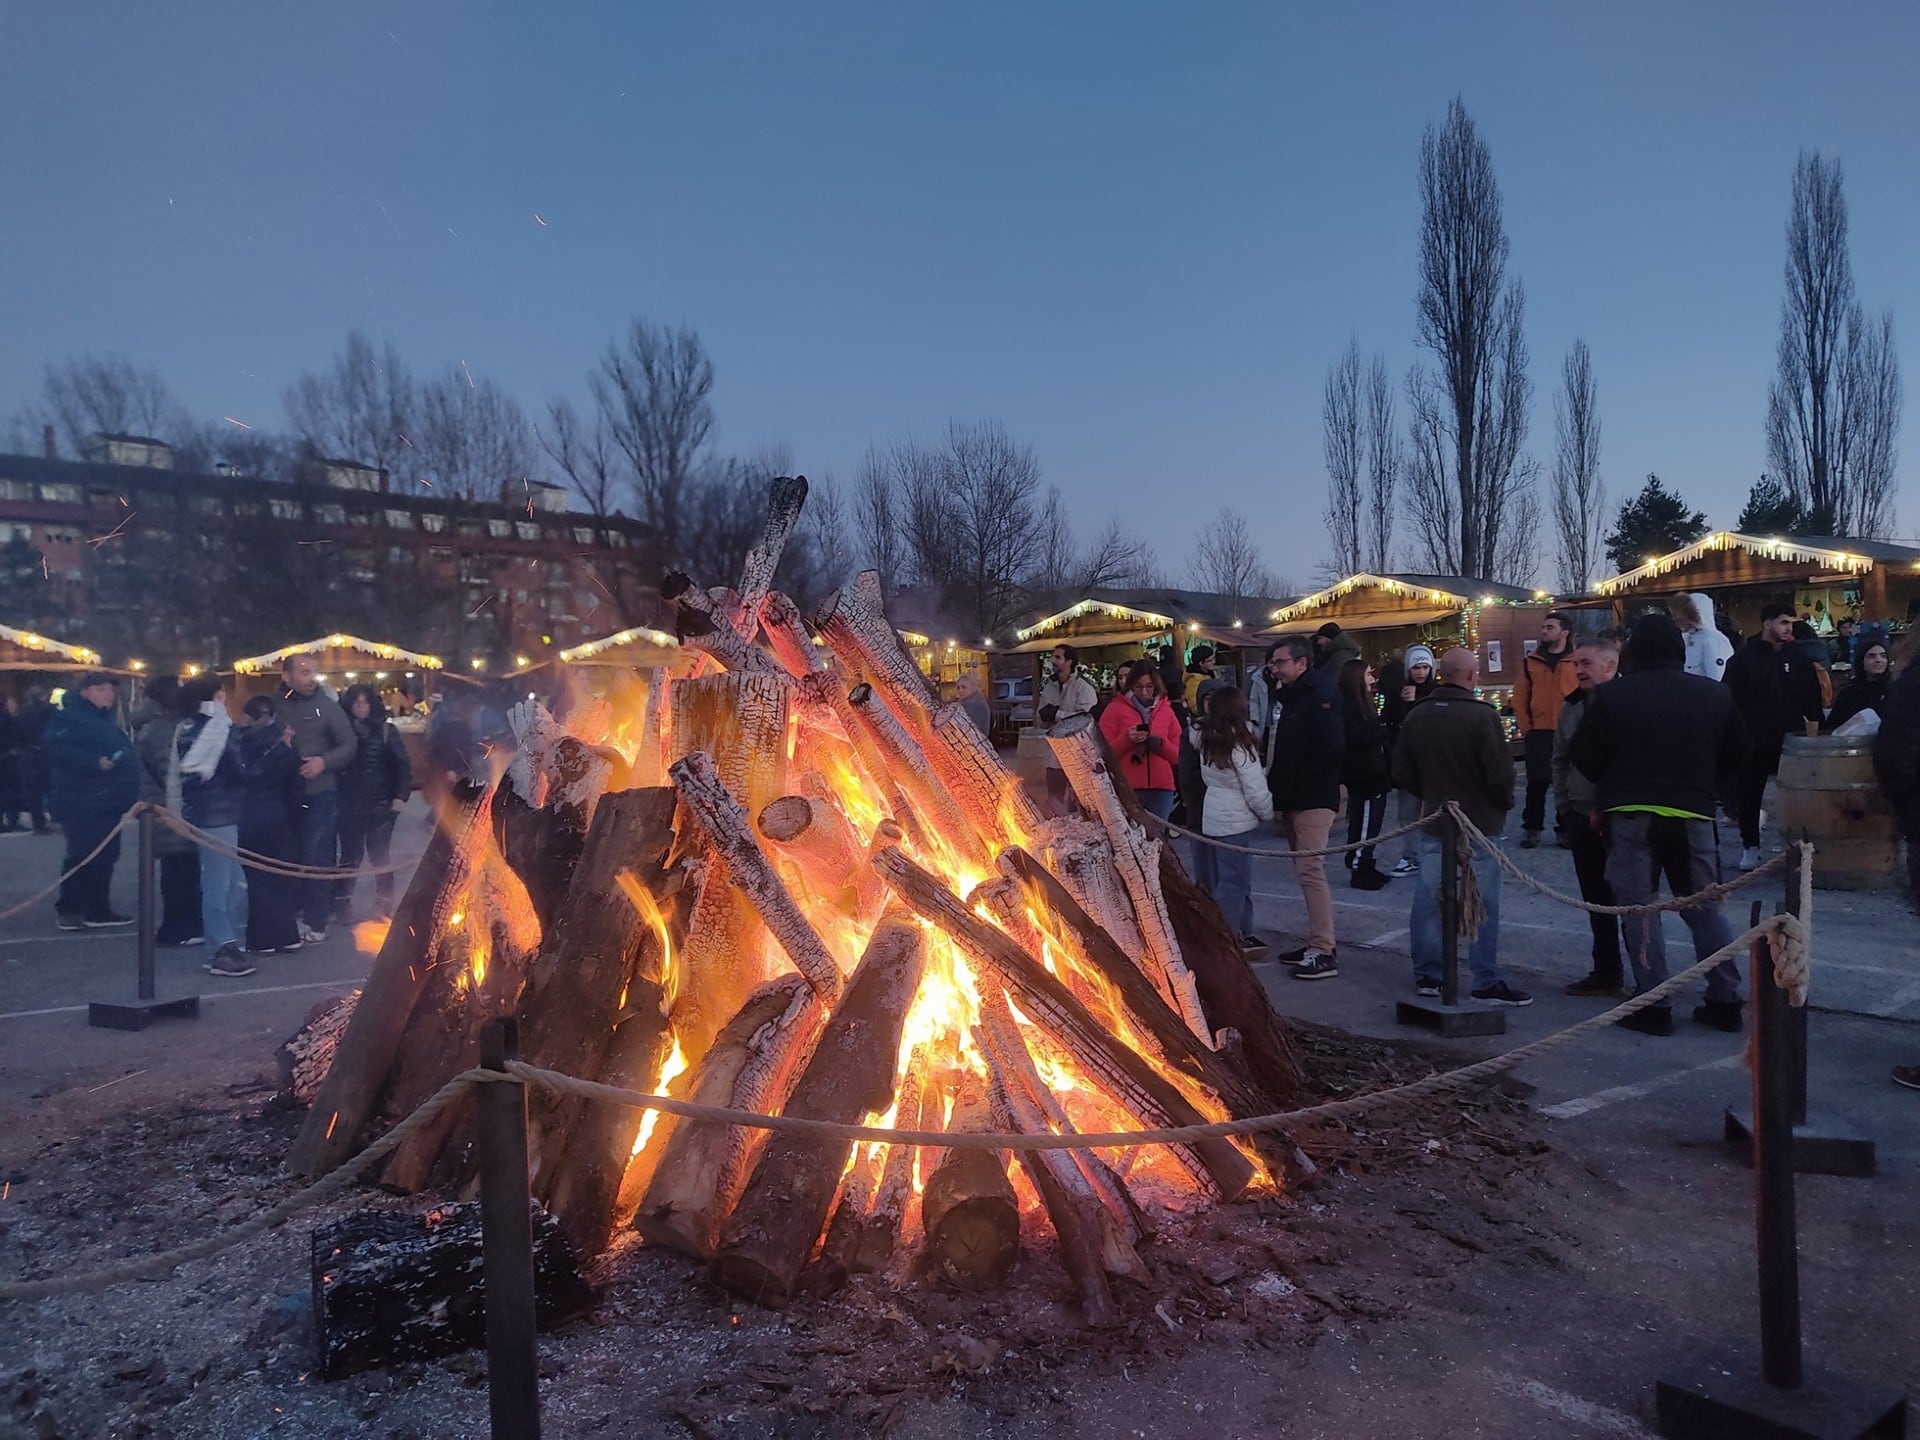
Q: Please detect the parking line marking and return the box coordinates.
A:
[0,977,359,1023]
[1537,1053,1744,1120]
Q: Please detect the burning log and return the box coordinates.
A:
[861,1063,925,1273]
[756,793,866,917]
[1046,824,1148,972]
[847,683,985,867]
[634,666,671,788]
[711,916,928,1308]
[377,824,543,1192]
[758,591,825,678]
[662,572,789,677]
[809,1147,878,1296]
[1047,715,1210,1044]
[311,1201,594,1380]
[632,975,823,1258]
[872,845,1255,1201]
[289,782,490,1178]
[278,992,359,1107]
[668,673,795,1059]
[918,1071,1020,1292]
[733,476,809,637]
[518,787,685,1258]
[671,751,843,1003]
[925,702,1047,840]
[979,988,1148,1291]
[812,570,937,733]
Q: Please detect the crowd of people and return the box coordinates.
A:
[28,652,413,978]
[1038,596,1920,1044]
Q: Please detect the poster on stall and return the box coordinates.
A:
[1485,640,1503,673]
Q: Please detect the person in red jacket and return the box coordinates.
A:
[1099,663,1182,820]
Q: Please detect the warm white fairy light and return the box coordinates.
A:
[1595,531,1876,596]
[0,624,102,665]
[231,634,443,675]
[1013,599,1176,641]
[1267,573,1473,625]
[556,626,681,663]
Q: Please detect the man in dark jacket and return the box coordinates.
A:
[46,673,140,928]
[334,684,414,921]
[1312,622,1361,678]
[276,653,357,942]
[1570,614,1752,1034]
[176,679,252,976]
[1264,634,1346,979]
[14,686,55,833]
[1724,601,1825,870]
[1551,640,1626,996]
[1391,646,1529,1005]
[1873,651,1920,913]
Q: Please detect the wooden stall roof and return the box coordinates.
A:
[229,633,447,676]
[1010,586,1296,648]
[1594,532,1920,596]
[1260,573,1540,634]
[0,622,107,671]
[553,625,682,667]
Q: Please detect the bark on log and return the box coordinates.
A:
[311,1201,594,1380]
[860,1055,926,1274]
[872,846,1252,1200]
[918,1072,1020,1292]
[756,794,865,917]
[1158,842,1305,1109]
[278,992,359,1107]
[671,751,843,1003]
[734,476,809,637]
[632,976,822,1258]
[758,591,826,679]
[848,683,986,867]
[289,782,489,1178]
[517,787,684,1259]
[808,1145,879,1297]
[662,572,788,676]
[811,570,938,733]
[1046,823,1148,972]
[710,917,927,1308]
[1047,715,1210,1043]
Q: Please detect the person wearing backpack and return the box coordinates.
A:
[333,684,413,921]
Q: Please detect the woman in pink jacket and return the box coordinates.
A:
[1099,664,1183,819]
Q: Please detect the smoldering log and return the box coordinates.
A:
[859,1058,926,1275]
[632,976,823,1259]
[873,845,1254,1201]
[756,794,865,916]
[289,781,489,1179]
[918,1072,1020,1293]
[279,992,360,1107]
[671,751,843,1003]
[758,591,826,679]
[517,787,684,1259]
[710,916,928,1308]
[311,1201,594,1380]
[847,683,986,866]
[925,701,1046,840]
[733,476,809,635]
[808,1144,880,1296]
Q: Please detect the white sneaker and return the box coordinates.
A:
[1737,846,1761,870]
[1389,858,1419,877]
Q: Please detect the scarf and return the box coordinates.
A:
[1128,693,1156,727]
[180,701,232,782]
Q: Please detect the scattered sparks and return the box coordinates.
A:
[224,416,252,430]
[533,212,548,227]
[87,513,136,548]
[460,359,476,389]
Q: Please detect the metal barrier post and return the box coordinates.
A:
[1751,924,1802,1390]
[1395,810,1503,1037]
[479,1018,541,1440]
[88,810,200,1032]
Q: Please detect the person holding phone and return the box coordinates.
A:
[46,672,140,929]
[1098,663,1182,820]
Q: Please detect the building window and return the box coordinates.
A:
[421,512,446,534]
[270,498,303,521]
[516,521,540,541]
[457,521,483,538]
[313,503,347,526]
[38,483,83,504]
[572,525,596,544]
[194,496,224,516]
[385,509,414,529]
[487,519,513,539]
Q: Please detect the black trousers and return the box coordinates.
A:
[1565,813,1623,976]
[1736,733,1786,848]
[334,810,397,910]
[1521,730,1556,834]
[1344,789,1387,866]
[155,849,204,943]
[56,815,121,918]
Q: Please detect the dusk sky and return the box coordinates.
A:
[5,1,1916,587]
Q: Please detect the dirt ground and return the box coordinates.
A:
[0,1023,1577,1440]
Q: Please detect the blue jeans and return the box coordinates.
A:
[1138,789,1176,821]
[1208,838,1254,937]
[1603,812,1741,1006]
[199,824,243,953]
[1189,835,1219,896]
[1409,831,1504,991]
[296,789,340,931]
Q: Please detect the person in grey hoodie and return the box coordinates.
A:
[276,652,357,941]
[1671,592,1734,682]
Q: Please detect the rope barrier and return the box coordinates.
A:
[1149,811,1437,859]
[0,915,1798,1303]
[150,806,425,881]
[0,809,139,924]
[1446,802,1790,916]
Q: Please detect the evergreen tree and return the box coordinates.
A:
[1604,475,1708,574]
[1734,475,1808,535]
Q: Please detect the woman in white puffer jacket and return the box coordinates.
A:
[1199,686,1275,951]
[1673,592,1734,681]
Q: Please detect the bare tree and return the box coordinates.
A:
[1409,98,1538,581]
[1550,339,1604,591]
[15,354,190,456]
[1028,487,1078,594]
[1364,354,1399,573]
[896,419,1045,636]
[1187,508,1286,603]
[283,331,420,488]
[1765,152,1903,538]
[853,445,904,595]
[416,367,536,502]
[589,319,714,550]
[1322,340,1364,576]
[538,397,644,628]
[1073,517,1158,590]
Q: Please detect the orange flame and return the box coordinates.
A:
[352,917,393,956]
[633,1032,689,1156]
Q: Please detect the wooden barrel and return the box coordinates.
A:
[1772,736,1901,890]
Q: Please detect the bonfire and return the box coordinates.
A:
[287,477,1310,1332]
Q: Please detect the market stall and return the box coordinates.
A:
[0,623,123,702]
[1005,588,1286,697]
[227,634,452,783]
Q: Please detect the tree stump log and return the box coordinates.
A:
[918,1072,1020,1292]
